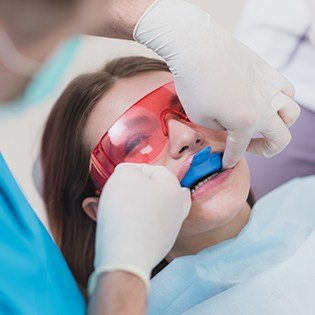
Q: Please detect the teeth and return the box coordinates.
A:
[191,172,220,193]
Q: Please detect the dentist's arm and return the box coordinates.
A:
[88,271,146,315]
[87,163,191,315]
[89,0,154,39]
[94,0,300,169]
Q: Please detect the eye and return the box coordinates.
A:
[124,134,152,155]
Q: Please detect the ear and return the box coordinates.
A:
[82,197,99,222]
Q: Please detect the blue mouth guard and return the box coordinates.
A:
[180,146,223,188]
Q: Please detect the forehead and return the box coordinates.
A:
[85,70,173,150]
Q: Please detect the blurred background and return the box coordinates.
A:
[0,0,245,225]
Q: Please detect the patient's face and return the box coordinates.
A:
[85,71,250,238]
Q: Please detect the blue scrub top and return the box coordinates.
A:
[0,154,86,314]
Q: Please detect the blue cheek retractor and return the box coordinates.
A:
[180,146,223,188]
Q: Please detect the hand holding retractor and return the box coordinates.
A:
[88,163,191,294]
[134,0,301,169]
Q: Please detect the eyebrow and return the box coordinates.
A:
[121,95,181,129]
[124,115,151,128]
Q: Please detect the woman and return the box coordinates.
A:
[41,56,315,314]
[41,56,253,291]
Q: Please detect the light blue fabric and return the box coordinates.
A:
[148,176,315,315]
[0,36,81,117]
[0,153,86,314]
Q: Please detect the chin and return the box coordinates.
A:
[181,199,245,235]
[181,161,250,235]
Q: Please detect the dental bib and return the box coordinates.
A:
[180,147,222,188]
[148,176,315,315]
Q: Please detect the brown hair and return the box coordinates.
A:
[41,56,170,296]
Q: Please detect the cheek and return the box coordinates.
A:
[149,144,178,171]
[181,159,250,235]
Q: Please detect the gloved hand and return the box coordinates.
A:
[88,163,191,294]
[134,0,300,169]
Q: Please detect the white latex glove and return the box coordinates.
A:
[88,163,191,294]
[134,0,301,169]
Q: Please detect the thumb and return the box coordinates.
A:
[223,130,251,169]
[181,188,192,219]
[140,164,180,185]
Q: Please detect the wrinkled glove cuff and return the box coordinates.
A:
[133,0,160,41]
[87,265,151,296]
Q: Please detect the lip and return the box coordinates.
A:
[191,167,234,201]
[177,155,194,182]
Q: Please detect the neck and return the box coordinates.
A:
[166,202,251,261]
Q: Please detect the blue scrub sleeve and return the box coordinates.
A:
[0,154,86,315]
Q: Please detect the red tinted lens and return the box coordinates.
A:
[103,107,165,164]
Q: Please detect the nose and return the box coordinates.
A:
[167,119,205,159]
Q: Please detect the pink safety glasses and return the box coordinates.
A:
[90,81,190,194]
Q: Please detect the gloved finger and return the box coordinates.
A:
[222,130,251,169]
[190,117,225,131]
[115,163,176,182]
[280,77,295,99]
[139,163,181,185]
[114,162,142,172]
[271,92,301,127]
[113,163,156,181]
[271,70,295,98]
[247,115,291,157]
[113,163,182,188]
[181,188,192,218]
